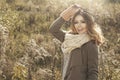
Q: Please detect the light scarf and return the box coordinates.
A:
[61,33,91,54]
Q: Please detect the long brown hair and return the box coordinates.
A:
[70,9,105,46]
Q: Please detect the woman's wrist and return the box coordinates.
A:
[59,16,66,22]
[60,15,70,21]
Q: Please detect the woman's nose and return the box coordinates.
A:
[77,22,82,27]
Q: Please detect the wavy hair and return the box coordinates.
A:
[69,9,105,46]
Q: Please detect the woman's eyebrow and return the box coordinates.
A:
[80,19,85,22]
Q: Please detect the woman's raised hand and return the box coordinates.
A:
[60,4,81,21]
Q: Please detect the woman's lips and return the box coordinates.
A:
[78,28,83,32]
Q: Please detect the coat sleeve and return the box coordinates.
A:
[87,42,99,80]
[49,17,66,42]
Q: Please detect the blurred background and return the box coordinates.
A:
[0,0,120,80]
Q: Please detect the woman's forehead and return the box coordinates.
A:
[74,15,85,21]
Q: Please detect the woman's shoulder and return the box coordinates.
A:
[83,40,98,49]
[79,40,99,55]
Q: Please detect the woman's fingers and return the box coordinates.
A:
[72,4,81,8]
[60,4,81,21]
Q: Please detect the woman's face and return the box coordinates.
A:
[73,15,87,34]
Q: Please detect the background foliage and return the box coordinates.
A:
[0,0,120,80]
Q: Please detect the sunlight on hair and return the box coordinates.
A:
[95,24,102,34]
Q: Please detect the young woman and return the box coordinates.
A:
[49,4,104,80]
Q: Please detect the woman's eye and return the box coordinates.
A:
[81,21,86,23]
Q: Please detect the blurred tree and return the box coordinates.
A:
[6,0,15,4]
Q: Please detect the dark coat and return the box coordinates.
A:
[49,17,98,80]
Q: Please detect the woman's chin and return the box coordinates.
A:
[78,31,87,34]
